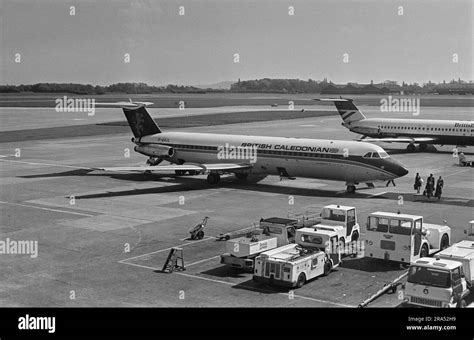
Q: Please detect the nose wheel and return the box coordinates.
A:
[346,185,356,193]
[207,173,221,185]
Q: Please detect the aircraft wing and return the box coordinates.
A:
[95,163,253,172]
[357,137,437,143]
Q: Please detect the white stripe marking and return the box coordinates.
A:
[370,191,387,197]
[185,255,221,267]
[0,200,95,217]
[118,261,161,271]
[175,272,354,307]
[118,258,355,307]
[120,236,215,262]
[0,158,91,170]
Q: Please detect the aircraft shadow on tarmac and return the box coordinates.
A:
[17,169,473,206]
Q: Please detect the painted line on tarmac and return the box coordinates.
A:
[0,158,91,170]
[443,168,471,178]
[185,255,221,267]
[120,236,215,262]
[118,261,161,271]
[118,256,355,307]
[176,271,354,307]
[369,191,387,197]
[0,200,95,217]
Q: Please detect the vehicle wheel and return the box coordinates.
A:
[196,231,204,240]
[419,143,427,152]
[296,273,306,288]
[459,299,467,308]
[346,185,356,193]
[420,244,429,258]
[407,143,416,152]
[351,231,359,242]
[323,260,332,276]
[440,234,449,250]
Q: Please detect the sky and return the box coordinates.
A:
[0,0,472,86]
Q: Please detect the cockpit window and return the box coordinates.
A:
[363,152,389,159]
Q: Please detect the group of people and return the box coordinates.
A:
[414,173,444,200]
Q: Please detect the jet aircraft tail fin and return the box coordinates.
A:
[316,98,367,124]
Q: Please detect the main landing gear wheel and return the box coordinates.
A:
[235,173,248,180]
[419,143,427,152]
[146,158,162,166]
[346,185,356,193]
[207,173,221,185]
[407,143,416,152]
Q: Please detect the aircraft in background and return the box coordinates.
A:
[318,98,474,152]
[96,101,408,193]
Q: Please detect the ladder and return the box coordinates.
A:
[162,247,185,273]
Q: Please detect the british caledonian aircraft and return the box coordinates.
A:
[319,98,474,152]
[97,101,408,193]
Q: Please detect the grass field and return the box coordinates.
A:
[0,109,336,143]
[0,92,472,108]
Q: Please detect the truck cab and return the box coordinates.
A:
[364,211,451,263]
[314,205,360,245]
[253,228,341,288]
[404,241,474,308]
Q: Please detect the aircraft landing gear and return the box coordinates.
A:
[146,157,162,166]
[235,173,248,180]
[406,143,416,153]
[207,173,221,185]
[419,143,427,152]
[346,184,356,193]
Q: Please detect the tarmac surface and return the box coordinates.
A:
[0,104,473,307]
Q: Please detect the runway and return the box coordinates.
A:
[0,105,473,307]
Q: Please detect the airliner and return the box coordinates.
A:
[319,98,474,152]
[97,101,408,193]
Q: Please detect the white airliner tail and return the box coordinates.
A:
[97,100,161,138]
[316,98,367,123]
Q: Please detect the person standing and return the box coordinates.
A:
[414,173,422,194]
[435,176,444,200]
[424,174,434,198]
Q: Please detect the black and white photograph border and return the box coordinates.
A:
[0,0,473,338]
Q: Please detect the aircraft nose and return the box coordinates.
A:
[390,160,409,178]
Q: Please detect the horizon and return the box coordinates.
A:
[1,0,472,86]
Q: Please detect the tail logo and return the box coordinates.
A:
[130,113,146,137]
